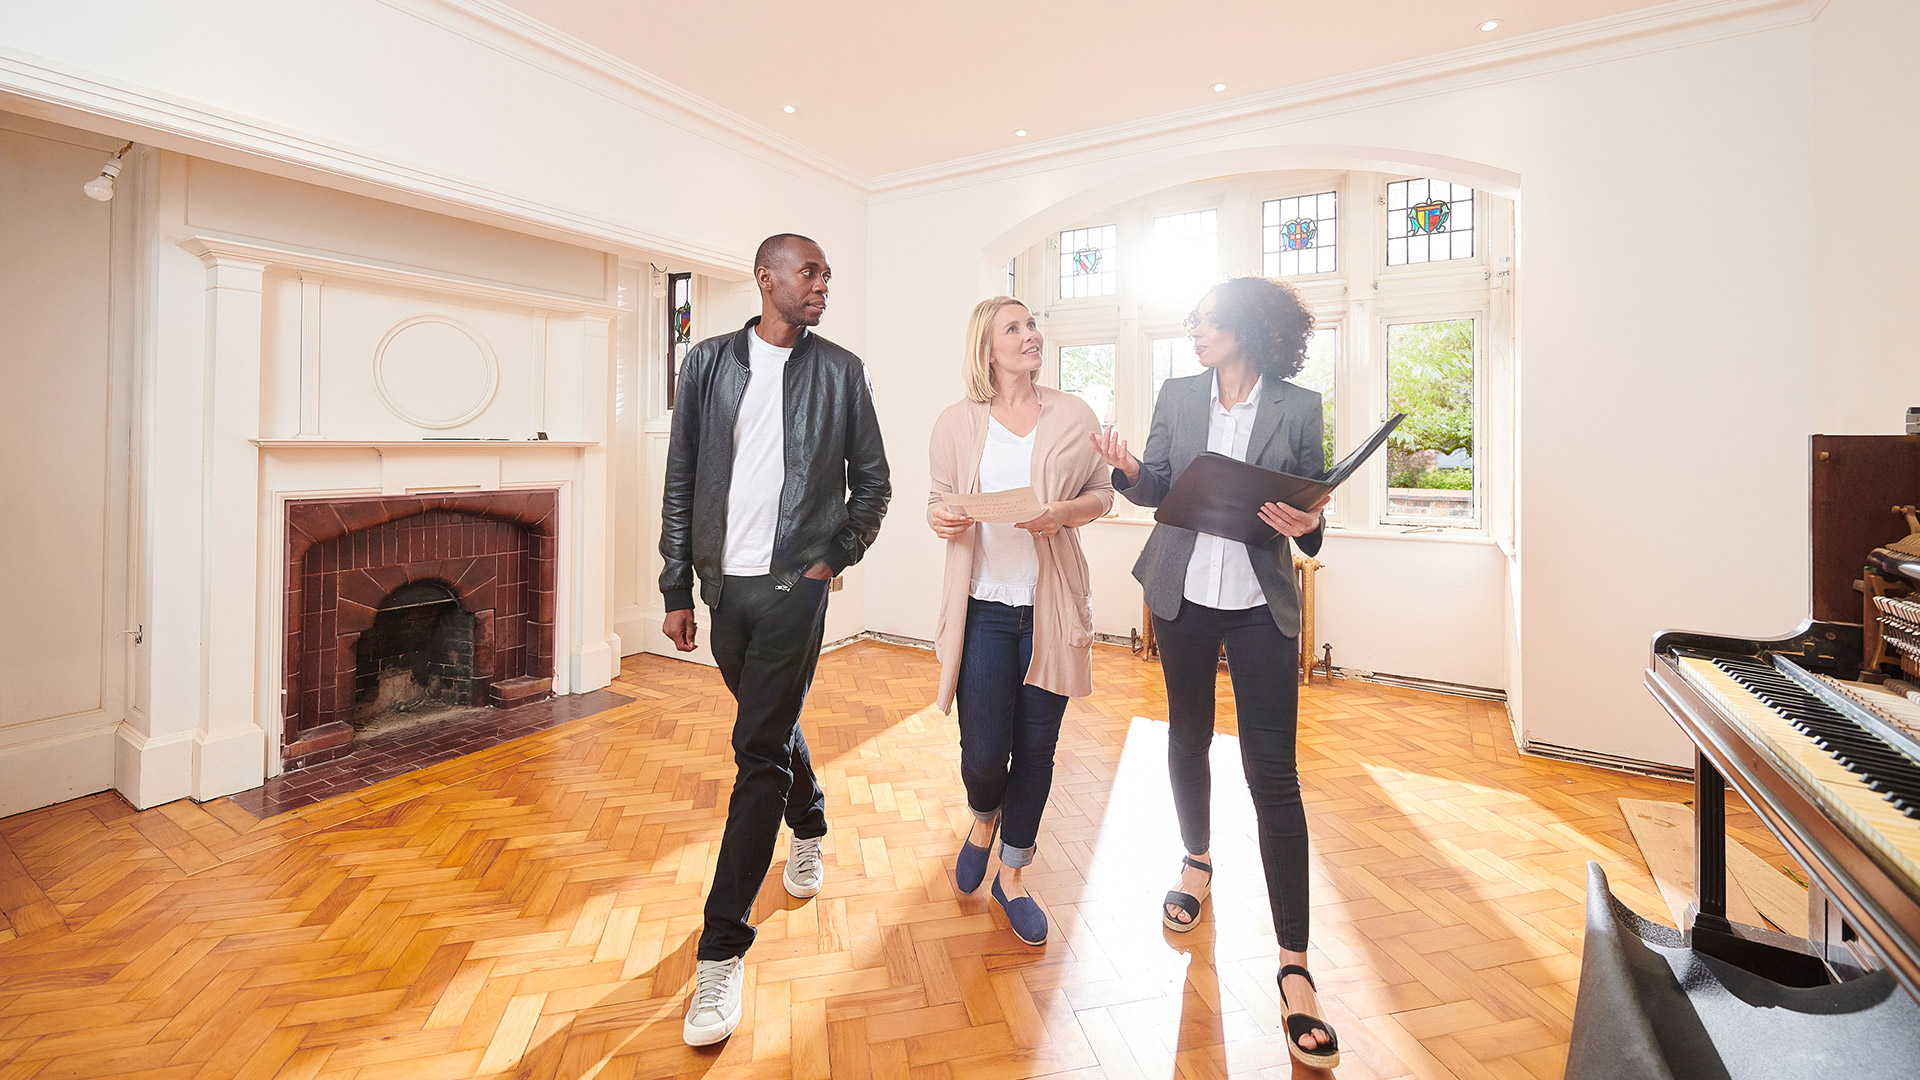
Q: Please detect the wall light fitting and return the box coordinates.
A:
[83,142,133,202]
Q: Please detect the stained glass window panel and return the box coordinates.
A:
[666,271,692,408]
[1385,319,1475,521]
[1058,343,1117,425]
[1385,179,1475,266]
[1290,326,1339,475]
[1151,335,1202,403]
[1262,191,1338,277]
[1150,209,1218,307]
[1059,224,1117,299]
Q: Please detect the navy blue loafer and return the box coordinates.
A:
[991,873,1048,946]
[955,813,998,894]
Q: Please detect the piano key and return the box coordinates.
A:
[1675,656,1920,886]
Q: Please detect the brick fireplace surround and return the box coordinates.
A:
[282,489,559,767]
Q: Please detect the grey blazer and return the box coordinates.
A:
[1114,372,1326,637]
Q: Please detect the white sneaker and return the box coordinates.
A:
[682,956,745,1046]
[783,834,825,898]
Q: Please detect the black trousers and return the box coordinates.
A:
[1152,601,1309,952]
[697,574,832,961]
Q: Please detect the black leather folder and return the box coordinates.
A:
[1154,413,1405,544]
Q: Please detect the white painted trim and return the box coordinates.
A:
[384,0,868,195]
[1,0,1825,232]
[0,45,754,275]
[177,235,621,315]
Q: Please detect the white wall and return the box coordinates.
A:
[0,114,132,816]
[1814,0,1920,435]
[863,16,1830,766]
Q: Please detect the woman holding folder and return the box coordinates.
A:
[1089,276,1340,1069]
[926,296,1113,945]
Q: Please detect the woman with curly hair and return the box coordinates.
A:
[1089,276,1339,1071]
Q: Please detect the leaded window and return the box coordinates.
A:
[1059,225,1117,299]
[1386,179,1474,266]
[1263,192,1338,277]
[666,272,692,408]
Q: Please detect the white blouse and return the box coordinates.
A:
[969,416,1040,607]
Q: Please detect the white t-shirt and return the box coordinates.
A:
[721,330,790,575]
[969,416,1040,606]
[1183,372,1266,610]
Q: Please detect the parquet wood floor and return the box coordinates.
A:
[0,642,1789,1080]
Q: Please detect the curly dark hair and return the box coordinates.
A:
[1197,276,1315,381]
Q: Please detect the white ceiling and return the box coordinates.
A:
[500,0,1673,177]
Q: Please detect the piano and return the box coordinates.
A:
[1646,434,1920,1001]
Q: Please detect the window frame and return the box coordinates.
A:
[1372,301,1488,530]
[1255,171,1349,284]
[1023,170,1510,539]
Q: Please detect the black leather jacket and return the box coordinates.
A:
[659,318,891,611]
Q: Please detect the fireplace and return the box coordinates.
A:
[282,489,559,767]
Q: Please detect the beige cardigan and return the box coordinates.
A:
[927,387,1114,713]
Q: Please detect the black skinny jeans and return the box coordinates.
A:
[1153,601,1309,952]
[954,599,1069,868]
[697,574,832,961]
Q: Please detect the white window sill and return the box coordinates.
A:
[1089,514,1504,547]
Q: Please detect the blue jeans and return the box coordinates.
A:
[955,598,1068,869]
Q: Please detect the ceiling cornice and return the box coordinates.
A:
[868,0,1828,197]
[384,0,874,196]
[0,0,1832,262]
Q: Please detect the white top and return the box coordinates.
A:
[721,330,790,575]
[1183,372,1266,611]
[969,415,1040,606]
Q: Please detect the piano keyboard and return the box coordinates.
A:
[1674,654,1920,891]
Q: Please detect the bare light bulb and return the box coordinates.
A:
[83,159,120,202]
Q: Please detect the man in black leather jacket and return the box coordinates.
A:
[660,233,890,1046]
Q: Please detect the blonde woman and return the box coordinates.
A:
[926,296,1113,945]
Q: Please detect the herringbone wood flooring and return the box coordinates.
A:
[0,642,1787,1080]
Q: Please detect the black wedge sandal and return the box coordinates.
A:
[1161,855,1213,932]
[1277,964,1340,1070]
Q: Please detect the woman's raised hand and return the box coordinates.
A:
[928,501,975,540]
[1088,426,1140,484]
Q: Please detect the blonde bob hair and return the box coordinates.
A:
[961,296,1039,404]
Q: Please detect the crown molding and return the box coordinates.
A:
[179,234,622,315]
[0,0,1830,248]
[0,45,753,276]
[867,0,1827,198]
[381,0,872,196]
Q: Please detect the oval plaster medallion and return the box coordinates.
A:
[372,316,500,430]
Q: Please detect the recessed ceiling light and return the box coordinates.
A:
[1013,128,1029,137]
[782,104,796,114]
[1210,82,1228,93]
[1478,19,1501,31]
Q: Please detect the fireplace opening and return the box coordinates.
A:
[351,580,484,737]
